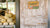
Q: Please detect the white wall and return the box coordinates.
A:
[20,0,48,28]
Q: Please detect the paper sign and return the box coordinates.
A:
[28,1,39,9]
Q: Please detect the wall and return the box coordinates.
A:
[20,0,48,28]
